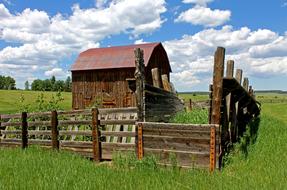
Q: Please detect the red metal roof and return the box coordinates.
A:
[71,42,165,71]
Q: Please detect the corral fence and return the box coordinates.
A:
[0,108,219,170]
[0,46,260,172]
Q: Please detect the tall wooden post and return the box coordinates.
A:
[226,60,234,78]
[21,112,28,149]
[92,108,101,162]
[51,111,59,150]
[225,60,234,143]
[161,74,171,92]
[235,69,243,84]
[208,84,213,124]
[210,47,225,172]
[243,78,249,91]
[134,48,145,159]
[151,68,163,88]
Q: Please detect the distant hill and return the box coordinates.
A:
[255,90,287,94]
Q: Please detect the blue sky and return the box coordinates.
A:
[0,0,287,91]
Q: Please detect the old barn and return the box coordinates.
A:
[71,42,172,109]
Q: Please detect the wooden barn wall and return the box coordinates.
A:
[72,69,136,109]
[145,46,170,85]
[72,46,172,110]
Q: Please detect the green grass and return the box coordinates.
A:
[170,109,208,124]
[0,91,286,189]
[0,103,286,189]
[178,93,209,101]
[0,90,72,114]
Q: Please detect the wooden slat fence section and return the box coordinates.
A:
[0,107,138,161]
[136,122,219,169]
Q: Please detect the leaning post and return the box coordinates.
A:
[92,108,102,162]
[134,48,145,160]
[51,110,59,150]
[21,112,28,149]
[210,47,225,172]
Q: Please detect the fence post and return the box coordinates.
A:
[51,110,59,150]
[225,60,234,143]
[92,108,101,162]
[21,112,28,149]
[208,84,213,124]
[210,47,225,172]
[189,99,192,111]
[235,69,243,84]
[243,78,249,91]
[134,48,145,159]
[137,123,143,160]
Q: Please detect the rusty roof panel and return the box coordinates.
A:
[71,42,161,71]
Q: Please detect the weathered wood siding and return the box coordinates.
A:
[72,69,136,109]
[72,45,171,110]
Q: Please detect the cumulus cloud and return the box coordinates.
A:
[163,26,287,90]
[175,5,231,27]
[44,68,68,78]
[182,0,213,6]
[0,1,166,88]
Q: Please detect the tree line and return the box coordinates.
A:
[26,76,72,92]
[0,75,16,90]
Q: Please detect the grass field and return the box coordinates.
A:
[0,90,72,114]
[0,105,286,189]
[0,90,286,189]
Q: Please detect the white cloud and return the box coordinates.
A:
[0,1,167,88]
[182,0,213,6]
[44,68,68,78]
[163,26,287,91]
[134,38,148,44]
[175,5,231,27]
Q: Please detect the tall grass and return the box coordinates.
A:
[0,104,286,189]
[170,109,208,124]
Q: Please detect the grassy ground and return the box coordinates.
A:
[0,103,286,189]
[0,90,72,114]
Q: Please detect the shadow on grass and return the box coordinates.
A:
[238,116,261,158]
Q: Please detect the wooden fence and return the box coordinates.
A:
[136,122,219,169]
[209,47,260,169]
[0,46,260,172]
[0,108,219,170]
[0,107,137,160]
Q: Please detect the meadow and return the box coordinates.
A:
[0,90,286,189]
[0,90,72,114]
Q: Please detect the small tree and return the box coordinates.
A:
[25,81,29,90]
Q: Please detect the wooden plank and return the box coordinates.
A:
[112,113,122,143]
[57,109,91,116]
[134,48,145,122]
[98,107,137,115]
[92,108,101,162]
[235,69,243,84]
[161,74,171,92]
[208,84,213,124]
[27,112,51,117]
[22,112,28,149]
[59,131,91,136]
[60,141,92,148]
[101,131,135,137]
[210,47,225,171]
[226,60,234,78]
[139,122,218,131]
[144,148,210,168]
[243,77,249,91]
[1,122,22,127]
[137,123,143,159]
[151,68,163,88]
[58,120,91,126]
[51,111,59,150]
[28,121,51,127]
[100,119,135,125]
[1,113,21,119]
[209,126,216,172]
